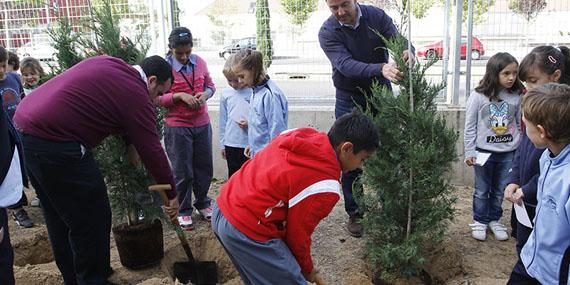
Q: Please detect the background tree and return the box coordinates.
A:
[509,0,547,21]
[207,0,238,46]
[281,0,318,26]
[357,32,457,281]
[256,0,273,69]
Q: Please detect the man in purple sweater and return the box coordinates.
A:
[13,55,178,285]
[319,0,413,237]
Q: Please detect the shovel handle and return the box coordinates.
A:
[148,184,196,262]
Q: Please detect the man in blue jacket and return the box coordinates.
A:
[318,0,413,237]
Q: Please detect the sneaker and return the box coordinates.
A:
[177,215,194,231]
[196,206,213,221]
[30,197,41,207]
[347,215,363,238]
[12,208,34,228]
[488,221,509,241]
[469,221,487,241]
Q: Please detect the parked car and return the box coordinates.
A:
[416,36,485,60]
[218,37,256,59]
[17,39,58,61]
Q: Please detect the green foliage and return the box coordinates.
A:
[437,0,494,24]
[48,17,83,75]
[281,0,318,26]
[357,33,458,279]
[411,0,434,19]
[48,0,162,227]
[509,0,546,21]
[256,0,273,69]
[81,0,148,64]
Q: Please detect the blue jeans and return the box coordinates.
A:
[335,98,361,216]
[165,125,213,216]
[473,150,514,224]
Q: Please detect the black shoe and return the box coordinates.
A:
[347,215,362,238]
[12,208,34,228]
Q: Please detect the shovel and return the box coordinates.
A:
[148,184,218,285]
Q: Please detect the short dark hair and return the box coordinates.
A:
[522,83,570,144]
[139,55,173,84]
[8,52,19,70]
[168,27,193,49]
[0,46,7,62]
[328,109,379,154]
[20,57,44,76]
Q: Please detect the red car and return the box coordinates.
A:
[416,36,485,60]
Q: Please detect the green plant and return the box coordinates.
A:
[357,32,457,280]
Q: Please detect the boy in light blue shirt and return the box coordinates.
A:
[518,83,570,285]
[219,55,252,177]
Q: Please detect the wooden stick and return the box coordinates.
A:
[148,184,195,262]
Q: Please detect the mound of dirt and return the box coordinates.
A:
[11,185,517,284]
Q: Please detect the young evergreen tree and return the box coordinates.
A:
[48,0,164,227]
[357,33,458,280]
[256,0,273,69]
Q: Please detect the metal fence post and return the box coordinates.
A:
[452,0,463,106]
[465,0,474,99]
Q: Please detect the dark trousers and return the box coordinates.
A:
[165,125,213,216]
[6,191,28,209]
[22,135,112,285]
[507,270,541,285]
[335,98,361,216]
[0,208,15,285]
[225,146,248,178]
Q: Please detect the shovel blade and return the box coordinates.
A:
[173,261,218,285]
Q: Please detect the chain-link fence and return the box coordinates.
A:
[2,0,569,106]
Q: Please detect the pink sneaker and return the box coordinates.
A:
[196,206,213,221]
[177,215,194,231]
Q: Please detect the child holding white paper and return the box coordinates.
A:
[504,45,570,284]
[464,52,524,241]
[219,55,252,177]
[515,83,570,284]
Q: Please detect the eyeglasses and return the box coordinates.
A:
[179,32,189,39]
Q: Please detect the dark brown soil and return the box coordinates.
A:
[11,184,517,284]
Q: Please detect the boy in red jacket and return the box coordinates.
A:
[212,109,379,284]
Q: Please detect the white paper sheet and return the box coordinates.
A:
[514,202,533,228]
[475,151,492,166]
[230,99,250,123]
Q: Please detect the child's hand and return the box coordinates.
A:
[244,146,251,158]
[238,120,248,129]
[465,157,477,166]
[195,92,209,106]
[174,92,200,109]
[221,149,226,160]
[304,268,325,284]
[504,183,520,203]
[511,188,525,205]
